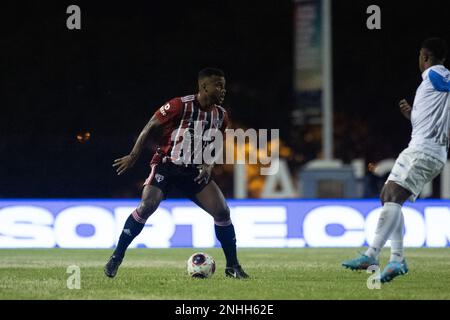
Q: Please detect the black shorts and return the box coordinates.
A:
[143,161,210,198]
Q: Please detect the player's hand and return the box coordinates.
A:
[112,154,137,176]
[194,164,213,184]
[399,99,412,120]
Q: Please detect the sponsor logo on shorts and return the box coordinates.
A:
[155,174,165,183]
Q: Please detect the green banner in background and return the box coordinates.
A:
[293,0,323,126]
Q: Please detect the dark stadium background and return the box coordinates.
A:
[1,0,449,198]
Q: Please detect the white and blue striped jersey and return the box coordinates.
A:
[409,65,450,163]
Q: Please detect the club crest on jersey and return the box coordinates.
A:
[159,103,171,116]
[155,174,165,183]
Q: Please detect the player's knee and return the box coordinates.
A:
[381,190,395,204]
[380,182,393,200]
[214,206,230,222]
[139,199,160,219]
[381,191,403,204]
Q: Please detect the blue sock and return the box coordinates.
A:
[114,210,146,258]
[215,223,238,267]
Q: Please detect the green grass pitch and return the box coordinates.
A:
[1,248,449,299]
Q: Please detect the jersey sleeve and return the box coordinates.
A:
[429,69,450,92]
[153,97,184,125]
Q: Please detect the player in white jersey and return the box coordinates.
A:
[343,38,450,283]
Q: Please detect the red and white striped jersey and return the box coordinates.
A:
[151,94,229,165]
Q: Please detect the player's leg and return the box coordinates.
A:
[364,181,411,260]
[342,181,410,270]
[389,207,405,263]
[343,148,416,271]
[104,184,164,278]
[192,181,249,279]
[113,184,164,258]
[378,153,443,282]
[380,210,409,283]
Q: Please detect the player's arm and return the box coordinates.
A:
[399,99,412,120]
[429,70,450,92]
[113,115,163,176]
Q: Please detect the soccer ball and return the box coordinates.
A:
[186,252,216,278]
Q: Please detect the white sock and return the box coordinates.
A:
[389,211,404,262]
[365,202,402,259]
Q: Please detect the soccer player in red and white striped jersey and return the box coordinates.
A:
[105,68,249,279]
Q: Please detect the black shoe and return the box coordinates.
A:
[225,264,249,279]
[104,255,123,278]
